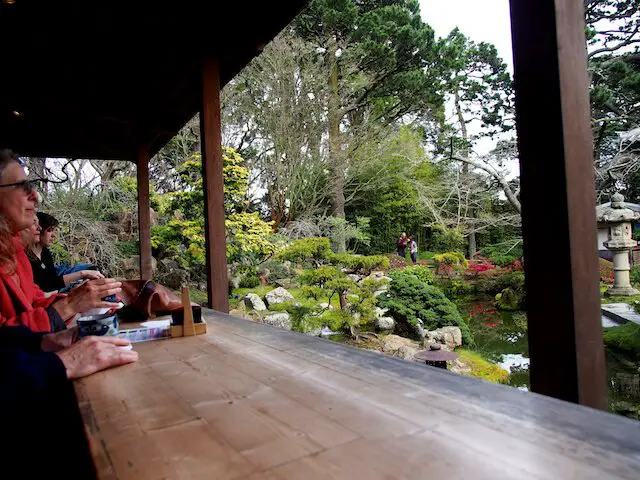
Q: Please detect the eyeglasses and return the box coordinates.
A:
[0,180,34,194]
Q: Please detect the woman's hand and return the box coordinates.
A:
[63,269,104,285]
[41,326,80,352]
[55,336,138,379]
[53,278,122,320]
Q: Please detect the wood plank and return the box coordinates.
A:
[76,312,640,479]
[136,144,153,281]
[509,0,607,408]
[200,56,229,312]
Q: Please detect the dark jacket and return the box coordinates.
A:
[30,247,66,293]
[0,327,96,477]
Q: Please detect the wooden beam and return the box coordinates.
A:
[509,0,607,408]
[200,57,229,312]
[137,144,153,281]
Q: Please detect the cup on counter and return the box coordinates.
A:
[77,312,119,338]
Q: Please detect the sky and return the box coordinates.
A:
[419,0,514,73]
[419,0,518,177]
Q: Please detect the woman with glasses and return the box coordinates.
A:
[0,149,121,332]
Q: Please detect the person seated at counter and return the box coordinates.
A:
[0,149,121,332]
[0,322,138,476]
[28,211,103,293]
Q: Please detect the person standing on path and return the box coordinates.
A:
[397,232,408,258]
[409,236,418,264]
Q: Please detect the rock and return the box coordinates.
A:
[370,271,386,279]
[157,258,190,289]
[244,293,267,311]
[373,290,388,297]
[229,276,242,290]
[380,334,423,361]
[375,316,395,332]
[318,302,334,310]
[265,287,295,306]
[347,274,363,283]
[375,307,389,318]
[275,278,298,289]
[304,328,323,337]
[263,312,292,330]
[424,326,463,350]
[121,255,157,279]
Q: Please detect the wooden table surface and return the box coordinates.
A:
[75,311,640,479]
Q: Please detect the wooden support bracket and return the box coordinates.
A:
[170,287,207,337]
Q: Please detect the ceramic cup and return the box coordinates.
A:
[77,312,119,338]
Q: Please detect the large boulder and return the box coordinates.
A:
[244,293,267,311]
[380,335,423,361]
[263,312,292,330]
[375,316,395,332]
[265,287,295,306]
[424,326,463,350]
[156,258,190,289]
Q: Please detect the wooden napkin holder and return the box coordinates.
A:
[170,287,207,337]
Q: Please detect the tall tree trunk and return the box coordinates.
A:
[454,90,476,259]
[328,36,346,253]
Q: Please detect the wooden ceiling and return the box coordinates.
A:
[0,0,308,160]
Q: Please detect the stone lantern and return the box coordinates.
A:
[597,193,640,296]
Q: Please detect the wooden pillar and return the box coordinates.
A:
[509,0,607,408]
[200,57,229,312]
[137,144,153,281]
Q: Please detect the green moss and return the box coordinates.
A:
[456,349,509,383]
[603,322,640,360]
[601,295,640,305]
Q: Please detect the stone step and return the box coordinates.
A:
[601,303,640,326]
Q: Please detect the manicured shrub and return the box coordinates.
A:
[238,275,260,288]
[379,272,472,345]
[330,253,390,274]
[401,264,436,284]
[433,251,468,275]
[603,322,640,360]
[278,237,332,266]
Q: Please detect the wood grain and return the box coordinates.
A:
[76,312,640,479]
[509,0,607,407]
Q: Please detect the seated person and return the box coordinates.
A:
[1,324,138,476]
[0,149,121,332]
[28,211,103,293]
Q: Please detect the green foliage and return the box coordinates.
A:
[436,278,475,297]
[278,237,333,266]
[239,276,261,288]
[300,266,345,287]
[631,265,640,286]
[428,225,465,253]
[495,288,522,311]
[379,271,472,344]
[604,323,640,360]
[479,241,523,266]
[257,261,292,282]
[320,309,357,332]
[456,349,509,384]
[226,213,276,263]
[330,253,390,274]
[433,251,468,273]
[116,241,139,258]
[400,264,435,285]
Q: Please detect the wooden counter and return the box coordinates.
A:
[75,311,640,479]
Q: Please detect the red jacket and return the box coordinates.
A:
[0,236,61,333]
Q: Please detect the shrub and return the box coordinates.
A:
[257,261,291,282]
[379,272,472,345]
[398,264,435,285]
[436,279,475,297]
[116,241,139,258]
[433,251,468,275]
[278,237,332,266]
[603,323,640,360]
[300,266,344,287]
[330,253,390,274]
[631,265,640,286]
[428,224,464,252]
[239,275,260,288]
[600,258,614,283]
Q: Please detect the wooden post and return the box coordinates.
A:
[509,0,607,408]
[137,144,153,281]
[200,57,229,312]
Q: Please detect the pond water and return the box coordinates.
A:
[457,296,640,418]
[455,296,530,390]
